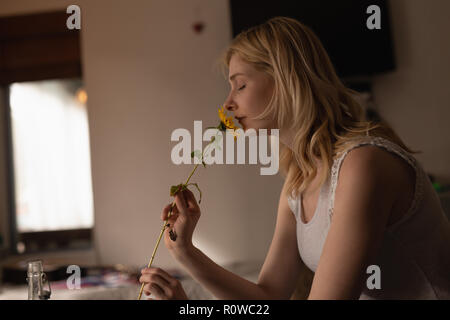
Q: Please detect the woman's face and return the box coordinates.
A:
[223,54,275,132]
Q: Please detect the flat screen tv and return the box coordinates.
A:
[229,0,395,79]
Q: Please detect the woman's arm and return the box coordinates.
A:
[173,245,271,299]
[308,146,402,299]
[256,179,304,299]
[164,189,270,299]
[166,180,302,300]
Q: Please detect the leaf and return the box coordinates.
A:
[170,184,185,196]
[194,150,202,158]
[218,122,227,132]
[208,131,223,150]
[191,149,203,162]
[214,132,223,143]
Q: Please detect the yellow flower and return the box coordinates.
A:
[218,106,238,130]
[218,106,240,141]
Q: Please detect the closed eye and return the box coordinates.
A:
[238,85,246,91]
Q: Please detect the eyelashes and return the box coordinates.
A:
[229,84,246,95]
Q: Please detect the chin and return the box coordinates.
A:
[241,127,263,136]
[241,125,255,133]
[239,121,272,135]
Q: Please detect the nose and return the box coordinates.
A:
[223,94,236,112]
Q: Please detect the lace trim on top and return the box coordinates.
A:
[287,193,299,219]
[328,136,424,230]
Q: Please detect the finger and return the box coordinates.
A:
[165,215,178,227]
[162,203,177,220]
[141,267,179,288]
[161,203,171,220]
[139,274,149,283]
[140,273,173,297]
[174,192,188,215]
[142,277,171,300]
[165,210,179,227]
[149,283,166,300]
[183,189,200,211]
[171,203,180,215]
[143,284,152,295]
[140,271,170,286]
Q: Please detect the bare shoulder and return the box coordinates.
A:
[309,144,415,298]
[337,144,415,206]
[340,144,413,182]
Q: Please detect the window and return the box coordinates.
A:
[0,11,90,253]
[7,79,94,252]
[10,79,94,232]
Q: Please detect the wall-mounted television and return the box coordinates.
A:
[229,0,396,79]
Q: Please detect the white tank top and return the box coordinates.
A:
[287,136,450,299]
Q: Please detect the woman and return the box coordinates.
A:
[139,17,450,300]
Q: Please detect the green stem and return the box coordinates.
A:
[137,125,220,300]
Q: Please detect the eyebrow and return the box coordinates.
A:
[229,73,246,81]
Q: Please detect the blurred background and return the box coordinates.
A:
[0,0,449,299]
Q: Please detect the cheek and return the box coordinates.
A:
[255,82,273,108]
[244,92,269,116]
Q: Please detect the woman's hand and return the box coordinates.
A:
[139,267,188,300]
[161,189,201,255]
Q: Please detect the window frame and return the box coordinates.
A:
[3,83,94,255]
[0,10,92,255]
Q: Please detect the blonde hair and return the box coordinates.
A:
[218,17,417,198]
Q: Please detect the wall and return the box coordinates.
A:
[0,0,282,270]
[372,0,450,181]
[0,0,448,271]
